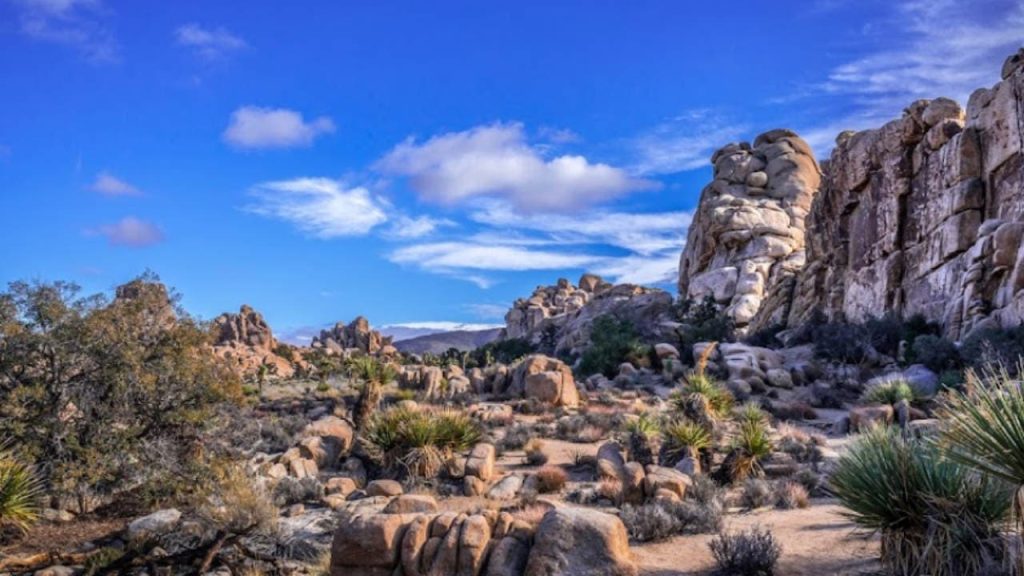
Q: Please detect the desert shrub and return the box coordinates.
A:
[709,526,782,576]
[361,407,481,479]
[571,450,597,470]
[831,426,1012,576]
[775,424,823,464]
[534,466,568,493]
[524,438,549,466]
[812,322,869,363]
[860,378,918,406]
[198,465,277,536]
[792,469,822,495]
[272,476,324,506]
[577,316,649,378]
[500,423,536,452]
[729,420,773,481]
[773,481,809,509]
[863,313,941,359]
[908,334,961,372]
[672,373,735,420]
[471,338,535,367]
[621,496,725,542]
[0,275,242,508]
[661,420,711,465]
[0,442,42,532]
[739,478,773,509]
[674,296,736,362]
[960,325,1024,374]
[744,324,784,349]
[623,413,660,466]
[768,401,817,421]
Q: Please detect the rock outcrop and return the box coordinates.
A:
[678,130,820,333]
[312,316,394,355]
[211,305,297,379]
[679,49,1024,340]
[504,275,674,356]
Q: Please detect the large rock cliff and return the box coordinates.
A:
[680,49,1024,340]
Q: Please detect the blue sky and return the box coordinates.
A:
[0,0,1020,342]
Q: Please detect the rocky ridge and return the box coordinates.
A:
[680,49,1024,340]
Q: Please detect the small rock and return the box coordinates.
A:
[366,479,404,497]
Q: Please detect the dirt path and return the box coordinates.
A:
[633,501,880,576]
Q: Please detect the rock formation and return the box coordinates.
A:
[679,49,1024,341]
[677,130,820,333]
[312,316,394,355]
[504,274,674,355]
[212,305,297,378]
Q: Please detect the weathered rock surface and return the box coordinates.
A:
[503,275,675,356]
[211,305,299,378]
[508,355,579,407]
[524,508,637,576]
[312,316,393,355]
[678,130,821,333]
[679,51,1024,341]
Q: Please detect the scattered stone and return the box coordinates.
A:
[366,479,404,497]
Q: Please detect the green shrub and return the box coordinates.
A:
[471,338,535,367]
[675,296,735,362]
[709,526,781,576]
[577,316,649,378]
[739,478,773,509]
[908,334,960,372]
[860,378,918,406]
[960,325,1024,374]
[812,322,869,363]
[830,427,1011,576]
[864,313,941,358]
[743,324,784,349]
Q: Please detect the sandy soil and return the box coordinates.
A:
[633,501,880,576]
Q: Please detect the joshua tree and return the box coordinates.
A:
[351,357,398,431]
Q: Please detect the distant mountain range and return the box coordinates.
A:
[378,322,504,342]
[390,327,504,355]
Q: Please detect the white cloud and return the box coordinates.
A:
[465,303,509,320]
[88,171,140,196]
[385,215,455,239]
[388,242,602,272]
[246,177,388,237]
[375,122,656,212]
[798,0,1024,154]
[12,0,117,62]
[630,109,749,175]
[175,23,247,60]
[88,217,164,247]
[593,252,681,286]
[223,106,335,149]
[382,321,503,331]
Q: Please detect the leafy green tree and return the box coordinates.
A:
[577,315,648,378]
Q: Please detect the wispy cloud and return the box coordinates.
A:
[175,23,247,60]
[630,109,749,175]
[87,216,164,247]
[385,215,455,239]
[375,122,657,212]
[246,177,388,237]
[465,303,509,321]
[797,0,1024,153]
[12,0,118,62]
[88,171,140,197]
[223,106,335,150]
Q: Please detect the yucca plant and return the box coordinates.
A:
[736,402,768,427]
[0,442,43,533]
[729,420,773,481]
[861,378,919,406]
[672,374,735,421]
[661,420,711,467]
[361,407,482,479]
[832,426,1012,576]
[623,413,661,466]
[350,357,400,431]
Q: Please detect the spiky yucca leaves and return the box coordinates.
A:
[0,442,42,533]
[729,420,773,481]
[350,357,399,431]
[737,402,768,427]
[672,374,735,423]
[661,420,711,467]
[623,413,661,466]
[861,378,919,406]
[832,426,1012,576]
[361,407,482,479]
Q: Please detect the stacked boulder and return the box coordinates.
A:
[329,504,636,576]
[503,276,675,357]
[253,416,354,483]
[596,442,692,505]
[312,316,396,356]
[212,304,298,379]
[677,129,821,334]
[508,355,579,407]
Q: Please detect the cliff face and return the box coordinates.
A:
[680,49,1024,340]
[677,129,820,334]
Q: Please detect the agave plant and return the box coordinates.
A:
[360,406,482,479]
[729,420,773,481]
[661,420,711,466]
[0,442,42,533]
[861,378,919,406]
[832,426,1012,576]
[736,402,768,427]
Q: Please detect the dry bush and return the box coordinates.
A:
[773,481,809,509]
[769,401,818,421]
[739,478,773,510]
[499,423,536,452]
[524,438,549,466]
[511,503,549,530]
[709,526,782,576]
[534,466,568,494]
[198,465,278,536]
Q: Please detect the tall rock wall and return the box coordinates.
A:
[677,129,820,333]
[678,49,1024,340]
